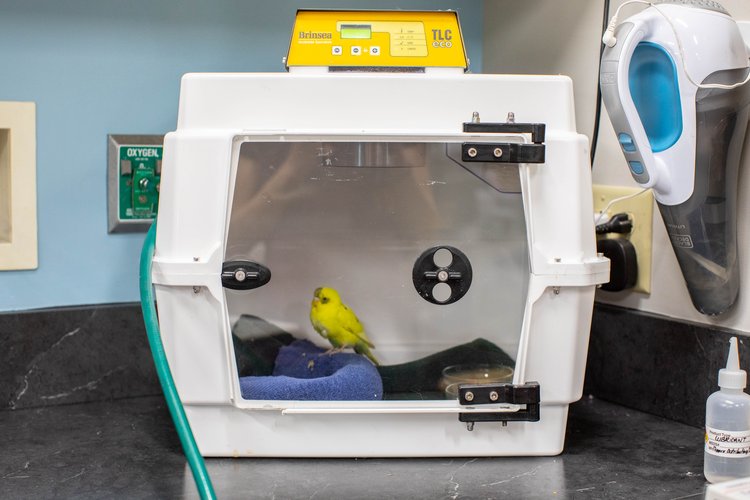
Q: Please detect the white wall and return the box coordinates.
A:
[483,0,750,331]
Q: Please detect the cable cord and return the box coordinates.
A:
[591,0,612,167]
[140,223,217,500]
[603,0,750,90]
[595,187,650,225]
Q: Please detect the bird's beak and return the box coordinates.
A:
[312,297,320,305]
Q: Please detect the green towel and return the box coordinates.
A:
[377,338,515,400]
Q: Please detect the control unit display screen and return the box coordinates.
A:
[340,24,372,39]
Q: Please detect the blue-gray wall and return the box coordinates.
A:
[0,0,482,312]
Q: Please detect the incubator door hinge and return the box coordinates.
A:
[458,382,540,426]
[461,121,546,164]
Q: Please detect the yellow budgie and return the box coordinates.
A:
[310,287,380,365]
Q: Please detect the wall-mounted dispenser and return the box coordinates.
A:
[600,0,750,315]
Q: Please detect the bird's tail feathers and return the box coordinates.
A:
[355,344,380,366]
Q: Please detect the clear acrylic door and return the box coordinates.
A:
[225,141,528,402]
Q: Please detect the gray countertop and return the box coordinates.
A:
[1,396,706,499]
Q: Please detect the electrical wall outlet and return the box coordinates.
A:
[593,184,654,294]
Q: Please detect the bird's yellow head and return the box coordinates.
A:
[312,287,341,309]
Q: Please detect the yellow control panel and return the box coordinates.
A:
[286,10,467,70]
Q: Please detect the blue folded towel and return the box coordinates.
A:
[239,340,383,401]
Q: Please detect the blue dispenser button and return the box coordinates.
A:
[628,161,645,175]
[618,133,636,152]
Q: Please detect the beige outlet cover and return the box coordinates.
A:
[0,101,37,270]
[593,184,653,294]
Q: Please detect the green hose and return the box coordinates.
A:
[140,223,217,500]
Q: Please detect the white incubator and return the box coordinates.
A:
[150,10,609,457]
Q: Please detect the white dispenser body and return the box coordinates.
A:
[152,72,609,457]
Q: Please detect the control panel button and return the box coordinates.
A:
[628,161,645,175]
[351,46,361,55]
[370,46,381,56]
[618,133,636,152]
[332,46,343,56]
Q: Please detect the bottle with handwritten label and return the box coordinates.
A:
[705,337,750,483]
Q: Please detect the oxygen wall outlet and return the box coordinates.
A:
[593,184,653,294]
[107,134,163,233]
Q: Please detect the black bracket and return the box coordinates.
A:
[458,382,540,423]
[221,261,271,290]
[463,122,546,144]
[461,143,545,164]
[462,122,546,164]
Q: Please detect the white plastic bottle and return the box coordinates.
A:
[705,337,750,483]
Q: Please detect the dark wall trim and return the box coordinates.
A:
[586,303,746,428]
[1,303,159,411]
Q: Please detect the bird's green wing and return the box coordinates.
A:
[337,304,375,348]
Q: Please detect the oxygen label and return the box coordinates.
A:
[706,427,750,458]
